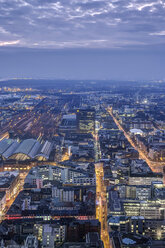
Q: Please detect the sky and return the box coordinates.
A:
[0,0,165,80]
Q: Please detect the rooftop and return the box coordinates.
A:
[0,138,53,161]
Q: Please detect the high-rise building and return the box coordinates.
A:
[76,108,95,133]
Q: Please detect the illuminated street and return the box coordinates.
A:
[94,129,111,248]
[0,172,28,223]
[1,153,70,223]
[107,107,165,177]
[95,162,111,248]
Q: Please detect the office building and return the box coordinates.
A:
[76,108,95,133]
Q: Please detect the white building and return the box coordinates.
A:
[129,176,163,186]
[24,235,38,248]
[52,187,74,202]
[73,176,96,186]
[41,224,66,247]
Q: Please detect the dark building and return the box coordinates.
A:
[86,232,104,247]
[67,220,101,242]
[76,108,95,133]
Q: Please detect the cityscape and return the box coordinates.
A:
[1,0,165,247]
[0,80,165,247]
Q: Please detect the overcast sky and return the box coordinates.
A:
[0,0,165,80]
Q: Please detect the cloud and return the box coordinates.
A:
[126,2,159,11]
[0,0,164,48]
[0,27,10,34]
[0,40,20,46]
[150,30,165,35]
